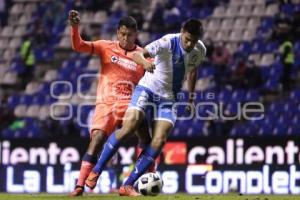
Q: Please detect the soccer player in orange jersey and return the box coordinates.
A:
[68,10,153,196]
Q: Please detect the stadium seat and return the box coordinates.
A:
[232,89,246,102]
[58,36,71,48]
[233,18,247,30]
[3,50,16,61]
[230,0,244,6]
[32,94,46,105]
[93,11,108,24]
[265,42,279,53]
[289,89,300,100]
[248,54,261,66]
[243,29,256,41]
[198,65,215,78]
[19,95,33,105]
[260,17,274,32]
[24,3,37,14]
[287,126,298,135]
[43,69,58,82]
[260,53,275,66]
[281,3,294,15]
[14,105,27,117]
[70,94,83,105]
[7,94,21,109]
[80,12,94,24]
[245,90,260,101]
[252,5,265,17]
[238,5,252,17]
[0,38,9,49]
[269,102,284,113]
[38,105,51,120]
[218,89,232,104]
[230,124,248,136]
[17,14,31,25]
[26,105,40,118]
[266,4,279,16]
[212,6,226,18]
[220,19,234,31]
[247,17,261,29]
[1,71,18,85]
[272,115,289,135]
[251,39,265,53]
[228,30,243,42]
[138,32,150,46]
[87,58,100,71]
[258,119,274,135]
[1,128,15,139]
[1,26,14,37]
[9,3,24,15]
[207,19,221,31]
[24,81,40,95]
[13,26,26,36]
[238,41,252,54]
[225,5,240,18]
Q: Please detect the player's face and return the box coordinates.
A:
[117,25,137,50]
[180,30,199,52]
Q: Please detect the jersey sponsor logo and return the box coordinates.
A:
[111,55,137,71]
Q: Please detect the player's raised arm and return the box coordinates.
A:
[132,49,155,73]
[69,10,94,54]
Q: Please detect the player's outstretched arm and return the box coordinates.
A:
[69,10,93,54]
[132,49,155,73]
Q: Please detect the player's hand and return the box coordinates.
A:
[69,10,80,26]
[185,101,196,117]
[143,61,155,73]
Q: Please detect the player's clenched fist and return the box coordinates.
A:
[143,62,156,73]
[69,10,80,26]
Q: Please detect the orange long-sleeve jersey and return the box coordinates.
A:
[70,26,145,103]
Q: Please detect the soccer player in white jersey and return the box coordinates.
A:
[86,19,206,196]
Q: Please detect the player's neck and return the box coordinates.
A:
[119,43,136,52]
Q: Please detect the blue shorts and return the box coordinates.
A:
[129,85,177,126]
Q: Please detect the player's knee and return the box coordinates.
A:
[88,130,108,155]
[151,135,167,150]
[137,135,151,145]
[91,130,107,144]
[123,117,140,132]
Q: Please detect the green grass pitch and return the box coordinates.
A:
[0,193,300,200]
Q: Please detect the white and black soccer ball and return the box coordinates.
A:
[137,172,163,196]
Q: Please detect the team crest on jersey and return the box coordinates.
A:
[111,55,137,70]
[111,56,119,63]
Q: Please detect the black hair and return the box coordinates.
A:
[182,19,203,37]
[118,16,137,30]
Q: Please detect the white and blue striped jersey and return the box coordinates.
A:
[139,33,206,100]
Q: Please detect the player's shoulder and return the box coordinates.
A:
[161,33,179,41]
[156,33,179,49]
[94,39,115,47]
[195,39,207,56]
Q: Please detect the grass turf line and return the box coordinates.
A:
[0,193,300,200]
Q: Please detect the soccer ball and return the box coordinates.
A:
[137,172,163,196]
